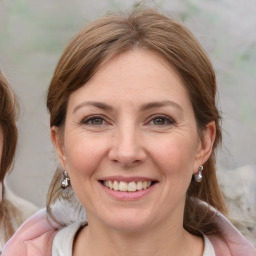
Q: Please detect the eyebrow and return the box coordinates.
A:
[73,101,113,113]
[140,100,184,112]
[73,100,183,113]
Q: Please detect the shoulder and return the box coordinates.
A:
[52,221,86,256]
[2,208,58,256]
[206,210,256,256]
[202,235,215,256]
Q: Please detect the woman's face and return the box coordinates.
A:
[53,49,215,233]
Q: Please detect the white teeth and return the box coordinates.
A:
[113,181,119,191]
[119,181,128,191]
[127,182,136,192]
[108,180,113,189]
[142,181,148,189]
[103,180,153,192]
[137,181,143,190]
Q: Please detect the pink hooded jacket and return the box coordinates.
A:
[2,208,256,256]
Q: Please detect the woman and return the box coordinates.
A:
[0,70,38,251]
[3,8,256,256]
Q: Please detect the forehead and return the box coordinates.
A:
[67,49,191,108]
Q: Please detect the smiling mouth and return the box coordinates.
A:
[101,180,156,192]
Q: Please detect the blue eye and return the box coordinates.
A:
[149,115,174,126]
[82,116,106,125]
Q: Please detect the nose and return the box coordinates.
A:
[108,125,147,167]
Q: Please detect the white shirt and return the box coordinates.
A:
[52,222,85,256]
[52,222,216,256]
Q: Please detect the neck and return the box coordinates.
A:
[73,217,203,256]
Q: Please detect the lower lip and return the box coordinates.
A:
[99,182,156,200]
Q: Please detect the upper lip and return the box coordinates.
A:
[99,176,158,183]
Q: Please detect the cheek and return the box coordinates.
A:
[150,135,197,179]
[64,134,107,177]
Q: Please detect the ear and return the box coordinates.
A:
[51,126,67,170]
[193,121,216,173]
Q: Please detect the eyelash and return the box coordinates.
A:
[147,114,175,126]
[80,114,175,127]
[81,115,108,126]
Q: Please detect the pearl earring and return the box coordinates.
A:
[194,165,203,182]
[61,171,70,189]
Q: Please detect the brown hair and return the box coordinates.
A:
[0,69,21,241]
[47,8,227,236]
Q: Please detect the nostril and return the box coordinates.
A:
[108,133,146,165]
[109,151,146,166]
